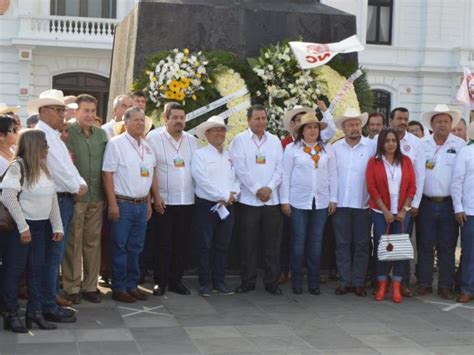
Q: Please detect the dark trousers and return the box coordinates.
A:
[238,203,283,286]
[280,215,291,274]
[461,216,474,296]
[332,207,371,287]
[0,229,8,312]
[153,205,193,288]
[3,220,48,313]
[194,198,234,288]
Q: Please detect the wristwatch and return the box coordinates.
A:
[403,206,412,212]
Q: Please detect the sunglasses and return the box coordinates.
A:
[45,106,66,114]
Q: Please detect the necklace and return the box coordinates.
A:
[302,141,322,168]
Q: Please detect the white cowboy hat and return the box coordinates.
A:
[421,104,461,129]
[334,107,369,130]
[195,115,232,140]
[66,102,79,110]
[27,89,66,114]
[0,103,20,115]
[282,106,315,133]
[292,111,328,134]
[467,121,474,141]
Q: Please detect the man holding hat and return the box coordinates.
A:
[417,104,466,299]
[451,121,474,303]
[332,107,376,296]
[29,89,87,322]
[102,94,132,140]
[191,116,240,297]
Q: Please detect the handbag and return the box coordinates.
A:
[377,222,414,261]
[0,160,25,232]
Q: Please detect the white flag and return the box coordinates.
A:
[456,67,474,109]
[289,35,364,69]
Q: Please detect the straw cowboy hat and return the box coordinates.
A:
[334,107,368,130]
[195,115,232,140]
[113,115,154,136]
[421,104,461,129]
[292,111,328,134]
[27,89,66,114]
[0,103,20,115]
[282,105,315,133]
[467,121,474,141]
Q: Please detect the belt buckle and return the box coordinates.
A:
[432,196,445,203]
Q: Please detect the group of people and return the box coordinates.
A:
[0,88,473,334]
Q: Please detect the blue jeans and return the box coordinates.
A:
[290,206,328,289]
[371,211,410,281]
[461,216,474,296]
[42,194,74,313]
[109,200,147,292]
[194,198,234,288]
[417,197,458,288]
[332,208,371,287]
[3,220,48,312]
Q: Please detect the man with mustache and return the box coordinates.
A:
[146,102,198,296]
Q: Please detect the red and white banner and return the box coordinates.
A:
[328,69,363,114]
[456,67,474,110]
[289,35,364,69]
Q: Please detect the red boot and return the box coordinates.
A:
[374,280,388,301]
[392,280,402,303]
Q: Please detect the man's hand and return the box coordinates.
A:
[383,210,395,224]
[108,202,120,222]
[76,185,88,198]
[411,208,419,218]
[226,192,237,206]
[256,187,272,202]
[281,203,291,217]
[455,212,467,227]
[153,194,166,215]
[146,202,153,221]
[395,209,407,222]
[20,230,31,244]
[328,202,337,216]
[52,232,64,242]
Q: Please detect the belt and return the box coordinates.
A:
[422,195,452,203]
[115,194,148,204]
[57,192,73,198]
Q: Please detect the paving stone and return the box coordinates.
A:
[75,328,134,342]
[192,337,255,353]
[16,329,76,344]
[184,325,242,339]
[77,341,141,355]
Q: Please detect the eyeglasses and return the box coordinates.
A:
[45,106,66,114]
[7,127,18,134]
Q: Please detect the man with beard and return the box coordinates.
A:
[147,103,198,296]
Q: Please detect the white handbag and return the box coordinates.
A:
[377,232,414,261]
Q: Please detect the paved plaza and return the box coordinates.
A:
[0,276,473,355]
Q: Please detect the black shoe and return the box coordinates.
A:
[26,311,57,330]
[335,286,351,295]
[82,290,102,303]
[265,283,282,295]
[292,288,303,295]
[43,311,77,323]
[153,285,166,296]
[168,282,191,295]
[234,283,256,294]
[309,288,320,295]
[58,307,76,318]
[3,311,28,333]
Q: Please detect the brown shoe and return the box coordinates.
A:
[56,294,73,307]
[82,291,102,303]
[65,293,82,304]
[354,287,367,297]
[128,288,148,301]
[278,272,290,285]
[335,286,351,295]
[415,286,433,296]
[456,293,473,303]
[401,285,412,298]
[112,291,136,303]
[437,287,452,300]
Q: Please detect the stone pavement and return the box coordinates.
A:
[0,277,473,355]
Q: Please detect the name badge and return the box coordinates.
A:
[173,156,185,168]
[255,152,266,164]
[425,158,436,170]
[140,164,150,177]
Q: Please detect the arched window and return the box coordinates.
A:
[372,89,391,125]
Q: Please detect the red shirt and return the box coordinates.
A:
[281,135,294,150]
[366,155,416,212]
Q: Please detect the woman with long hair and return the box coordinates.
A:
[280,112,337,295]
[1,129,63,332]
[366,128,416,303]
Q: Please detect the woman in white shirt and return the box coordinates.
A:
[1,129,63,333]
[0,115,18,176]
[280,112,337,295]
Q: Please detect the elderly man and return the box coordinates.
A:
[102,107,155,303]
[191,116,240,296]
[62,94,108,304]
[64,95,78,122]
[366,112,385,139]
[102,94,132,140]
[230,104,284,295]
[452,118,468,141]
[416,105,466,299]
[147,102,198,296]
[29,89,87,323]
[452,122,474,303]
[332,108,376,296]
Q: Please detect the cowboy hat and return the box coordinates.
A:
[467,121,474,141]
[292,111,328,134]
[421,104,461,129]
[282,106,315,133]
[195,115,232,140]
[66,102,79,110]
[334,107,368,130]
[27,89,66,114]
[113,115,154,136]
[0,103,20,115]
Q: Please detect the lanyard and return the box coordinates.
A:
[252,134,267,151]
[125,135,144,162]
[434,145,443,157]
[383,159,396,181]
[167,134,184,154]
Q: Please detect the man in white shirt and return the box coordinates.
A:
[101,94,132,140]
[102,107,155,303]
[452,118,468,142]
[416,104,466,299]
[452,122,474,303]
[230,104,284,295]
[332,108,376,297]
[147,102,198,296]
[191,116,240,297]
[366,112,385,139]
[28,89,87,323]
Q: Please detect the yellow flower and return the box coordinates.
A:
[165,91,176,99]
[194,61,200,68]
[169,80,181,92]
[183,48,190,55]
[180,77,190,89]
[207,79,213,84]
[175,91,185,101]
[196,73,202,79]
[192,94,197,101]
[159,85,165,90]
